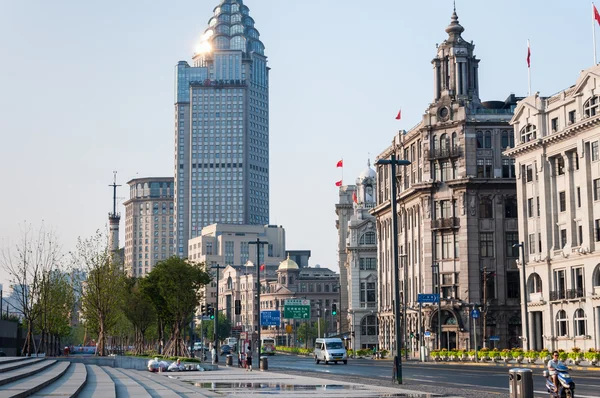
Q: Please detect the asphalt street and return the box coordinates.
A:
[268,354,600,398]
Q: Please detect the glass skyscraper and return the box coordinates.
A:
[174,0,269,257]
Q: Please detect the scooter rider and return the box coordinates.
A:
[547,351,564,392]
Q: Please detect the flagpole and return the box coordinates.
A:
[594,2,598,65]
[527,39,531,96]
[341,158,344,183]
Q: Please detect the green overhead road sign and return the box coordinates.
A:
[284,299,311,319]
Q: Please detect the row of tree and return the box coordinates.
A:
[1,225,213,357]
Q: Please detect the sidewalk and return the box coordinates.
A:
[158,365,460,397]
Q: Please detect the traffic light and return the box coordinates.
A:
[351,331,355,337]
[207,304,215,320]
[201,304,206,316]
[234,299,241,315]
[331,304,337,316]
[317,309,321,317]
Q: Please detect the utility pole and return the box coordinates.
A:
[211,263,226,363]
[249,238,268,357]
[482,267,488,349]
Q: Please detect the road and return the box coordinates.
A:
[268,354,600,398]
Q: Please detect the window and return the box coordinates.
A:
[501,130,514,149]
[502,159,516,178]
[520,124,537,143]
[560,229,567,248]
[507,271,520,299]
[596,219,600,242]
[360,282,376,303]
[573,309,587,336]
[526,165,533,182]
[554,269,566,299]
[480,233,494,257]
[594,179,600,201]
[506,232,519,257]
[537,197,540,217]
[359,258,377,270]
[577,187,581,208]
[527,198,534,218]
[476,130,492,148]
[556,157,565,175]
[551,117,559,132]
[361,315,378,336]
[559,191,566,212]
[568,110,576,124]
[477,159,493,178]
[359,232,376,245]
[528,233,536,254]
[572,267,585,296]
[592,141,599,161]
[584,96,599,118]
[441,234,453,259]
[479,197,493,218]
[505,197,517,218]
[206,242,213,255]
[528,273,543,294]
[556,310,568,337]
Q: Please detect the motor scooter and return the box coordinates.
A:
[543,362,575,398]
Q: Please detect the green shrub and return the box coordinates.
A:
[539,349,550,358]
[430,350,440,357]
[511,348,524,359]
[467,350,475,357]
[380,350,389,358]
[584,350,599,362]
[524,350,538,359]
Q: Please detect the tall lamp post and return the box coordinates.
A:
[432,262,441,350]
[249,238,268,357]
[399,254,409,360]
[376,154,411,384]
[512,242,529,351]
[211,263,226,363]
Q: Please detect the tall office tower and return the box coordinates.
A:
[124,177,175,277]
[174,0,269,257]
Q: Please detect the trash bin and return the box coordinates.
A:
[508,368,534,398]
[226,354,233,367]
[259,356,268,371]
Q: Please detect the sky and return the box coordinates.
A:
[0,0,596,288]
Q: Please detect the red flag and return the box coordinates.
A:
[259,264,265,271]
[336,159,343,168]
[594,4,600,25]
[352,191,358,203]
[395,109,402,120]
[335,180,342,187]
[527,41,531,68]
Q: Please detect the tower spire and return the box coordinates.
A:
[108,171,122,254]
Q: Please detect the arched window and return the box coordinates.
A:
[230,36,246,50]
[584,96,599,118]
[359,232,376,245]
[574,309,587,336]
[476,130,492,148]
[214,36,230,50]
[556,310,568,337]
[215,24,229,35]
[281,276,286,285]
[593,264,600,286]
[505,197,518,218]
[227,276,233,290]
[289,276,293,285]
[432,135,438,152]
[440,133,449,153]
[231,24,244,35]
[479,197,493,218]
[231,13,242,23]
[520,124,537,143]
[361,315,378,335]
[451,132,458,148]
[527,273,542,294]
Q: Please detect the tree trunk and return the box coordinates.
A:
[97,319,106,357]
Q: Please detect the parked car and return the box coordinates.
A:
[219,344,231,356]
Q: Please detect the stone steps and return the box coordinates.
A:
[0,360,57,387]
[102,367,151,398]
[0,361,69,398]
[31,363,87,397]
[0,360,46,375]
[76,364,115,398]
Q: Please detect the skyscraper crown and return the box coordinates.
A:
[196,0,265,56]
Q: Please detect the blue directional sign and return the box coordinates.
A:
[260,310,281,326]
[417,294,440,303]
[490,336,500,341]
[424,331,431,338]
[471,309,480,319]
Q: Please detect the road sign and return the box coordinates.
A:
[490,336,500,341]
[261,310,281,326]
[471,309,480,319]
[284,300,311,319]
[417,294,440,303]
[424,331,431,338]
[285,325,293,334]
[240,332,247,340]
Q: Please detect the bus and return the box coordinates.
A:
[260,337,276,355]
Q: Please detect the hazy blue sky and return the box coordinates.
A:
[0,0,595,288]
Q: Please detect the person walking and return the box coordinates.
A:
[245,344,253,371]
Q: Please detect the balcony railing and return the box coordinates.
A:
[431,217,460,230]
[566,288,585,299]
[549,290,566,301]
[424,145,461,160]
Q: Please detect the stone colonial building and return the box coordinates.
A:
[336,162,379,350]
[505,65,600,352]
[372,10,521,354]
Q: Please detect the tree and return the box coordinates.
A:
[122,278,155,355]
[72,230,126,356]
[196,313,232,343]
[142,257,211,357]
[0,223,62,356]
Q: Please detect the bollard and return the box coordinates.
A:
[508,368,534,398]
[259,356,268,371]
[226,354,233,367]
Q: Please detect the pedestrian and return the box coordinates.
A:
[211,345,217,365]
[245,344,253,371]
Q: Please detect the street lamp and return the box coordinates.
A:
[348,309,356,356]
[375,154,411,384]
[399,253,408,360]
[432,262,441,350]
[249,238,268,357]
[512,242,529,351]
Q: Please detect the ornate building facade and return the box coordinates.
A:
[505,65,600,351]
[372,10,521,354]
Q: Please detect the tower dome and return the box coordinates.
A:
[196,0,266,57]
[358,160,376,182]
[277,255,299,271]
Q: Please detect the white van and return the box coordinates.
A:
[313,338,347,365]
